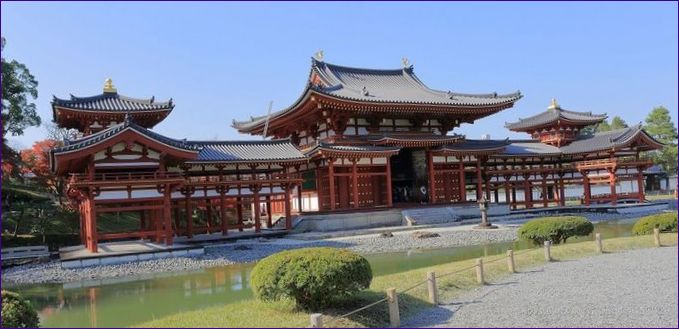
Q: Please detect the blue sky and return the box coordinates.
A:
[2,1,677,149]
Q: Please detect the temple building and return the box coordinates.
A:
[51,57,663,253]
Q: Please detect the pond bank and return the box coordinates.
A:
[2,226,517,285]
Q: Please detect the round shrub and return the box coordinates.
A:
[632,212,678,235]
[250,247,372,310]
[518,216,594,245]
[1,290,39,328]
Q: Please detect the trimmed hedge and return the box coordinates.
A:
[632,212,678,235]
[1,234,80,251]
[518,216,594,245]
[250,247,372,310]
[1,290,39,328]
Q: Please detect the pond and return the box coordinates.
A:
[11,219,635,328]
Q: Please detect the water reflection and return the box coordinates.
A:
[13,221,633,328]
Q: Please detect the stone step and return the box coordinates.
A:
[401,207,459,225]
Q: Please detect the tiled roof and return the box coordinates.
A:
[305,142,401,156]
[53,117,198,154]
[52,92,173,112]
[438,139,510,153]
[503,141,562,155]
[233,58,522,132]
[187,139,307,163]
[559,124,661,154]
[309,59,522,106]
[365,133,464,144]
[506,105,606,131]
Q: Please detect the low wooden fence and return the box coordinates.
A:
[310,228,665,328]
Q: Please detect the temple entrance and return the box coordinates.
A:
[389,148,429,204]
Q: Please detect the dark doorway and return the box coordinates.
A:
[389,149,415,204]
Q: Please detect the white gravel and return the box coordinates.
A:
[403,247,679,328]
[1,227,517,285]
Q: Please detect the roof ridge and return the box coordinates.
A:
[187,138,292,145]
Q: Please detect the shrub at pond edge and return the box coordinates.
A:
[632,212,678,235]
[250,247,372,311]
[1,290,40,328]
[518,216,594,245]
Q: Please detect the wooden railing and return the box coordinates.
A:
[70,171,184,184]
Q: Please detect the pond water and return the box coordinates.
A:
[12,220,635,328]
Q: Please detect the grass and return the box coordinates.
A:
[135,233,677,328]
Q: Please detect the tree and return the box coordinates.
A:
[644,106,678,175]
[608,116,629,131]
[595,120,611,132]
[2,37,41,182]
[20,139,65,201]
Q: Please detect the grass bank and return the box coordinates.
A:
[135,233,677,328]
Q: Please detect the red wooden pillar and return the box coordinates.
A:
[84,195,98,253]
[475,159,483,201]
[504,180,511,204]
[583,173,591,206]
[386,157,393,207]
[511,187,517,210]
[609,170,618,205]
[328,158,336,210]
[220,188,227,236]
[265,195,273,228]
[140,210,146,230]
[458,158,466,202]
[80,204,86,245]
[428,151,436,204]
[185,198,193,238]
[542,176,548,207]
[253,188,261,233]
[284,184,292,230]
[637,167,645,202]
[523,178,532,209]
[236,196,244,231]
[559,177,566,206]
[352,159,359,208]
[164,189,173,245]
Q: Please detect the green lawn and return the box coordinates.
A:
[135,233,678,328]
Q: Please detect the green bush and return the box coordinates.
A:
[250,247,372,310]
[518,216,594,245]
[632,212,678,235]
[1,290,39,328]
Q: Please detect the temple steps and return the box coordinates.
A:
[401,207,459,226]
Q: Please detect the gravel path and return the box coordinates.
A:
[1,228,517,285]
[403,247,678,328]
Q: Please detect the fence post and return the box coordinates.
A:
[475,258,484,284]
[386,288,400,328]
[310,313,323,328]
[653,228,661,247]
[427,271,438,305]
[544,240,552,261]
[506,250,515,273]
[595,233,603,254]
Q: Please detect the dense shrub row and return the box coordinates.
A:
[250,247,372,310]
[632,212,678,235]
[1,234,80,251]
[518,216,594,245]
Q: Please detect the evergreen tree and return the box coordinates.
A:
[644,106,678,175]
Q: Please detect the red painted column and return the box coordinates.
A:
[542,176,548,207]
[205,199,212,234]
[458,159,466,202]
[266,195,273,227]
[559,177,566,206]
[285,184,292,230]
[609,170,617,205]
[185,198,193,238]
[80,204,86,245]
[428,151,436,204]
[87,195,98,253]
[476,159,483,201]
[140,210,146,230]
[352,160,359,208]
[328,158,336,210]
[523,178,532,209]
[164,190,173,245]
[386,157,393,207]
[220,189,227,236]
[583,173,591,206]
[253,188,261,233]
[296,182,303,213]
[637,167,645,202]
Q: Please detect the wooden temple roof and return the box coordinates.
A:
[505,99,606,131]
[186,139,307,165]
[304,142,401,158]
[232,57,522,134]
[558,124,663,154]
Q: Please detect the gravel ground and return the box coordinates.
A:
[1,228,517,285]
[403,247,679,328]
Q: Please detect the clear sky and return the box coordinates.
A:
[2,1,677,149]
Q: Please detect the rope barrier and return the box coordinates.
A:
[320,246,545,327]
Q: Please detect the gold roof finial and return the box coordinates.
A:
[548,98,559,110]
[314,50,324,62]
[103,78,117,93]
